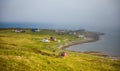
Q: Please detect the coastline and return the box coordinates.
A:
[59,37,99,50]
[58,36,120,60]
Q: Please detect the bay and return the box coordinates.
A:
[66,32,120,57]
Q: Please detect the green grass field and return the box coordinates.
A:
[0,29,120,71]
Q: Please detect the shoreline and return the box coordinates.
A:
[58,36,120,60]
[59,37,99,50]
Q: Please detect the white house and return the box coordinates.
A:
[41,38,50,42]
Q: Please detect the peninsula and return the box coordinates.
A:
[0,28,120,71]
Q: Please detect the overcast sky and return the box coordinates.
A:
[0,0,120,31]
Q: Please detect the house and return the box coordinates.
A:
[73,32,77,35]
[14,29,25,33]
[59,52,68,57]
[50,36,56,41]
[31,29,40,32]
[77,34,85,38]
[41,38,50,42]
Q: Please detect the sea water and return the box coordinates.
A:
[66,31,120,57]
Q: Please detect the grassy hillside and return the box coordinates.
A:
[0,29,120,71]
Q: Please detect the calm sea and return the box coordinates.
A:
[66,32,120,57]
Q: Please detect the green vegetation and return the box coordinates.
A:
[0,29,120,71]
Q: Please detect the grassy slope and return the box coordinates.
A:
[0,29,120,71]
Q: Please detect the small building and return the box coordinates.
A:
[68,31,77,35]
[14,29,25,33]
[41,38,50,42]
[77,34,85,38]
[59,52,68,57]
[50,36,56,41]
[31,29,40,32]
[73,32,77,35]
